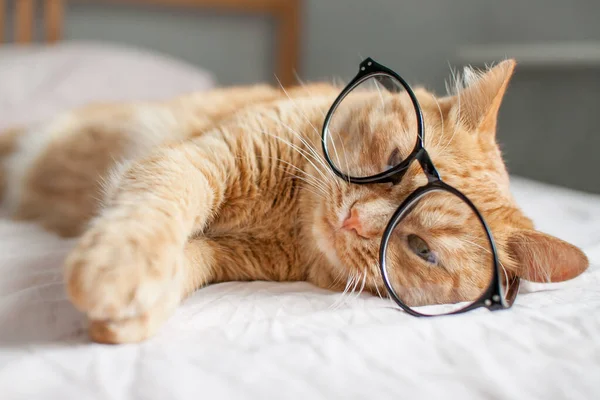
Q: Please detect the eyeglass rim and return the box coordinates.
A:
[320,56,520,316]
[378,179,520,317]
[321,57,425,184]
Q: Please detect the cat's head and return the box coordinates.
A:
[308,60,588,306]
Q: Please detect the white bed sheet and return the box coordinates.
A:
[0,176,599,400]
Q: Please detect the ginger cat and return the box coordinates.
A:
[0,60,588,343]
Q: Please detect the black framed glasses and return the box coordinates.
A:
[321,57,520,316]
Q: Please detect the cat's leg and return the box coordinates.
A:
[0,105,198,236]
[1,86,283,235]
[0,114,135,235]
[87,237,218,343]
[86,229,313,343]
[64,138,232,343]
[0,111,144,236]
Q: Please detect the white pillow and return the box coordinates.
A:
[0,40,216,129]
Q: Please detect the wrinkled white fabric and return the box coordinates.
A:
[0,176,598,400]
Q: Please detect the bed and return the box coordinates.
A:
[1,1,599,399]
[0,178,599,399]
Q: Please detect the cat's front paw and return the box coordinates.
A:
[64,221,184,343]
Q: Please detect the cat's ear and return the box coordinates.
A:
[507,229,588,282]
[444,59,516,134]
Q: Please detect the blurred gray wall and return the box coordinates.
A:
[64,1,600,193]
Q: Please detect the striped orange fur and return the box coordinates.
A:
[0,60,588,343]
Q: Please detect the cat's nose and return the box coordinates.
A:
[342,208,368,238]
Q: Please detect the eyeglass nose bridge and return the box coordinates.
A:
[415,148,441,184]
[389,148,441,186]
[386,148,440,187]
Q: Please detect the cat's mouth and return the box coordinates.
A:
[321,216,340,243]
[322,211,347,238]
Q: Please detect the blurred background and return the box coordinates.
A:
[1,0,599,193]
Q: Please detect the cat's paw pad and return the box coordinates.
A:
[88,287,179,344]
[64,222,183,322]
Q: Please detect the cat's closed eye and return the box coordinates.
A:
[407,234,437,264]
[387,147,403,169]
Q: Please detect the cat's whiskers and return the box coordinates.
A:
[291,72,327,118]
[259,114,334,183]
[342,270,362,306]
[264,157,329,195]
[355,270,368,300]
[262,82,340,188]
[328,126,352,184]
[233,153,329,199]
[501,260,514,293]
[370,260,386,300]
[459,237,493,257]
[273,76,325,146]
[253,127,332,185]
[278,170,328,199]
[344,272,357,296]
[330,272,356,310]
[347,270,361,300]
[329,266,348,289]
[269,116,340,190]
[371,275,385,300]
[301,76,351,184]
[279,169,328,196]
[284,176,327,200]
